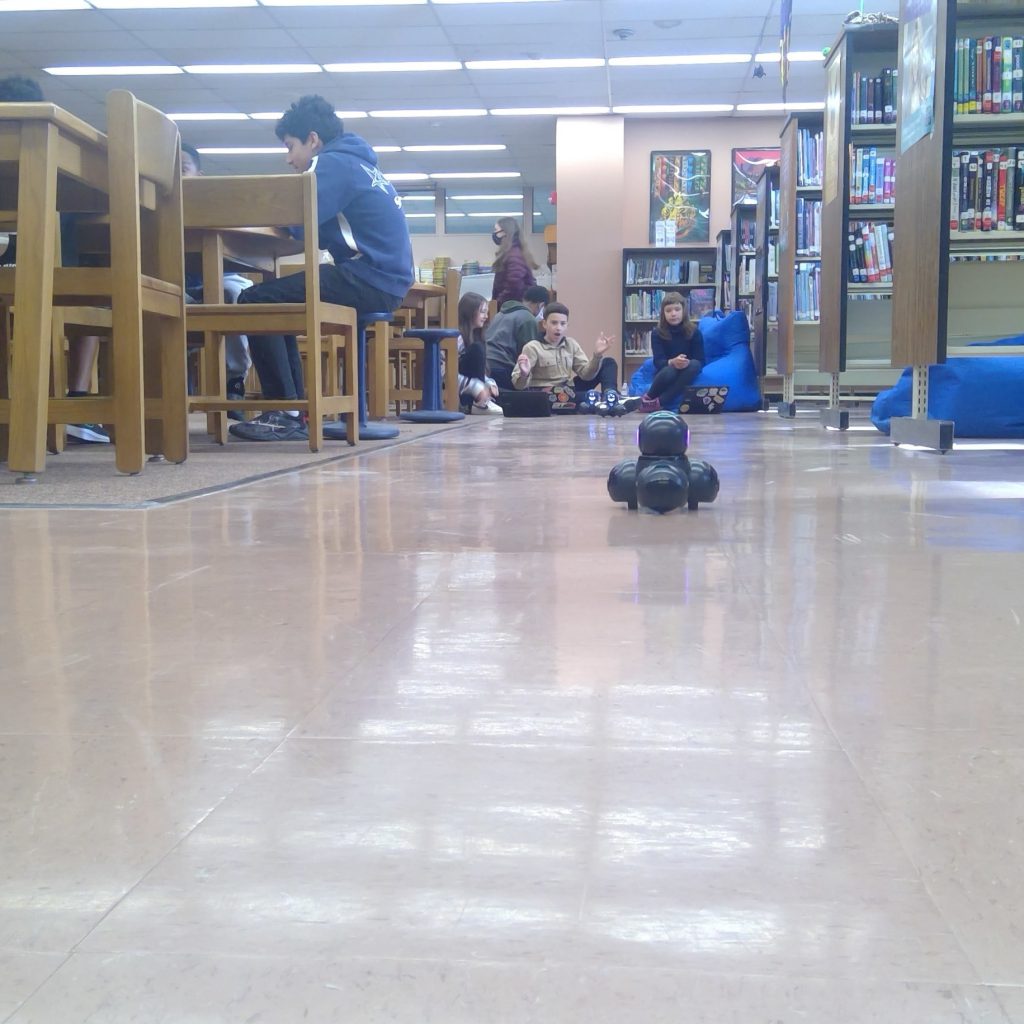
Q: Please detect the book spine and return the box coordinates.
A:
[852,71,860,125]
[998,152,1008,229]
[956,39,965,114]
[975,38,983,113]
[984,37,993,112]
[1003,36,1014,112]
[951,153,960,231]
[884,67,894,123]
[994,38,1003,111]
[1017,157,1024,227]
[1015,37,1023,112]
[983,151,995,231]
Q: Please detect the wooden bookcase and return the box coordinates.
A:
[731,199,758,325]
[819,22,903,429]
[777,112,824,417]
[891,0,1024,450]
[715,228,732,311]
[621,245,717,372]
[752,166,780,382]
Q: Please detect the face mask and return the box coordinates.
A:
[492,231,503,246]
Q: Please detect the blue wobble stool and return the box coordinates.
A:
[398,328,465,423]
[325,312,399,441]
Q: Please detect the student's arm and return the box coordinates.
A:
[688,328,706,364]
[511,341,539,389]
[307,156,360,247]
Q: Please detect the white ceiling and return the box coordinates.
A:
[0,0,900,188]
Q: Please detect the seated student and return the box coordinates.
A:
[456,291,502,415]
[180,141,253,410]
[511,301,618,403]
[484,284,548,390]
[230,94,414,442]
[623,291,704,413]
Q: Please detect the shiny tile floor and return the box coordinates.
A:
[2,411,1023,1023]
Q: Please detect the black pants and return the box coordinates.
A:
[574,357,619,393]
[647,359,703,400]
[459,341,487,380]
[238,263,403,401]
[490,363,515,390]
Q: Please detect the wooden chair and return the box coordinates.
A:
[0,90,188,475]
[182,174,358,451]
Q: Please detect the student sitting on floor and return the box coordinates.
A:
[456,291,503,416]
[484,284,548,390]
[511,302,617,407]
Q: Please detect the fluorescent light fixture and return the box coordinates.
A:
[169,112,250,121]
[466,211,525,216]
[196,146,286,154]
[737,101,825,111]
[262,0,425,5]
[386,172,430,181]
[184,64,322,75]
[429,171,521,179]
[324,61,461,73]
[609,53,750,67]
[372,145,402,153]
[369,108,487,118]
[612,103,734,113]
[433,0,558,4]
[403,213,437,219]
[450,193,523,200]
[490,106,610,116]
[0,1,89,10]
[91,0,255,6]
[466,58,605,70]
[45,65,184,76]
[398,194,436,202]
[756,50,826,62]
[403,144,506,152]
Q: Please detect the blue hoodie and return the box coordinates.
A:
[306,132,414,299]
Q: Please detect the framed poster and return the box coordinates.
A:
[900,0,938,154]
[650,150,711,243]
[732,147,780,205]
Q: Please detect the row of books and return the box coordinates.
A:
[953,36,1024,114]
[624,257,709,285]
[950,147,1024,231]
[950,253,1024,262]
[624,287,716,321]
[795,198,822,255]
[735,216,756,251]
[795,262,820,322]
[848,221,895,284]
[851,68,899,125]
[625,328,654,357]
[851,146,896,205]
[738,253,757,296]
[797,128,824,188]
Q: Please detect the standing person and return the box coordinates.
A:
[455,291,502,415]
[484,284,547,389]
[490,216,539,307]
[231,94,414,442]
[624,292,705,413]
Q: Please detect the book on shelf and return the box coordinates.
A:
[737,217,756,250]
[848,221,895,284]
[850,147,896,204]
[794,262,820,321]
[851,67,899,125]
[798,128,824,187]
[767,280,778,322]
[954,35,1024,114]
[950,146,1024,231]
[739,253,757,295]
[688,287,716,319]
[769,187,780,227]
[625,327,652,358]
[795,197,822,255]
[767,238,779,277]
[624,255,711,285]
[625,288,693,320]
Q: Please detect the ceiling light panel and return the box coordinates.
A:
[450,194,523,200]
[169,112,250,120]
[260,0,426,5]
[197,146,286,154]
[466,58,604,70]
[324,60,462,72]
[612,103,734,114]
[403,144,505,152]
[429,171,521,179]
[183,63,322,74]
[369,108,487,117]
[490,106,610,116]
[44,65,185,75]
[0,0,89,9]
[609,53,751,67]
[90,0,255,7]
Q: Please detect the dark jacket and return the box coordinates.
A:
[652,324,705,371]
[491,242,536,306]
[301,133,414,299]
[484,300,541,370]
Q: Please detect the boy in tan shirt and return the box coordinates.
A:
[511,302,619,405]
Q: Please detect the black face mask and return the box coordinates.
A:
[492,231,504,245]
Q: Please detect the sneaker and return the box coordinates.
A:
[640,395,661,413]
[229,410,308,442]
[621,396,642,413]
[66,424,110,444]
[473,400,504,416]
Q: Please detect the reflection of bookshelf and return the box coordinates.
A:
[715,228,732,311]
[621,246,717,363]
[752,165,780,384]
[819,22,902,429]
[891,0,1024,450]
[777,112,825,417]
[730,198,758,325]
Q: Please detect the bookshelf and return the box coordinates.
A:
[752,166,780,384]
[891,0,1024,450]
[731,198,758,325]
[777,112,824,417]
[621,245,717,368]
[819,22,903,429]
[715,228,732,311]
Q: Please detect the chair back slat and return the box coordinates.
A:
[183,175,307,230]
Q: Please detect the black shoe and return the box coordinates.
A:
[228,411,308,442]
[621,396,642,413]
[66,423,111,444]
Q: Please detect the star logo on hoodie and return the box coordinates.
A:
[362,163,392,193]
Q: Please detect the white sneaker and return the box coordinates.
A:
[474,400,504,416]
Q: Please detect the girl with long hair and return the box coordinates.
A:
[457,291,503,415]
[491,217,539,307]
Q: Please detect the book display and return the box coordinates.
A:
[752,165,780,388]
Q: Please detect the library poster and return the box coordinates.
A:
[824,49,842,204]
[650,151,711,243]
[899,0,938,154]
[732,148,780,205]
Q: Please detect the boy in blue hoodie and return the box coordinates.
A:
[232,95,414,442]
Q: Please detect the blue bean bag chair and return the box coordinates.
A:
[871,334,1024,438]
[627,310,762,412]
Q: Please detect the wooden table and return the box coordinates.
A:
[0,103,110,476]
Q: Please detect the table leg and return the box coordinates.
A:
[366,319,390,419]
[8,121,58,478]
